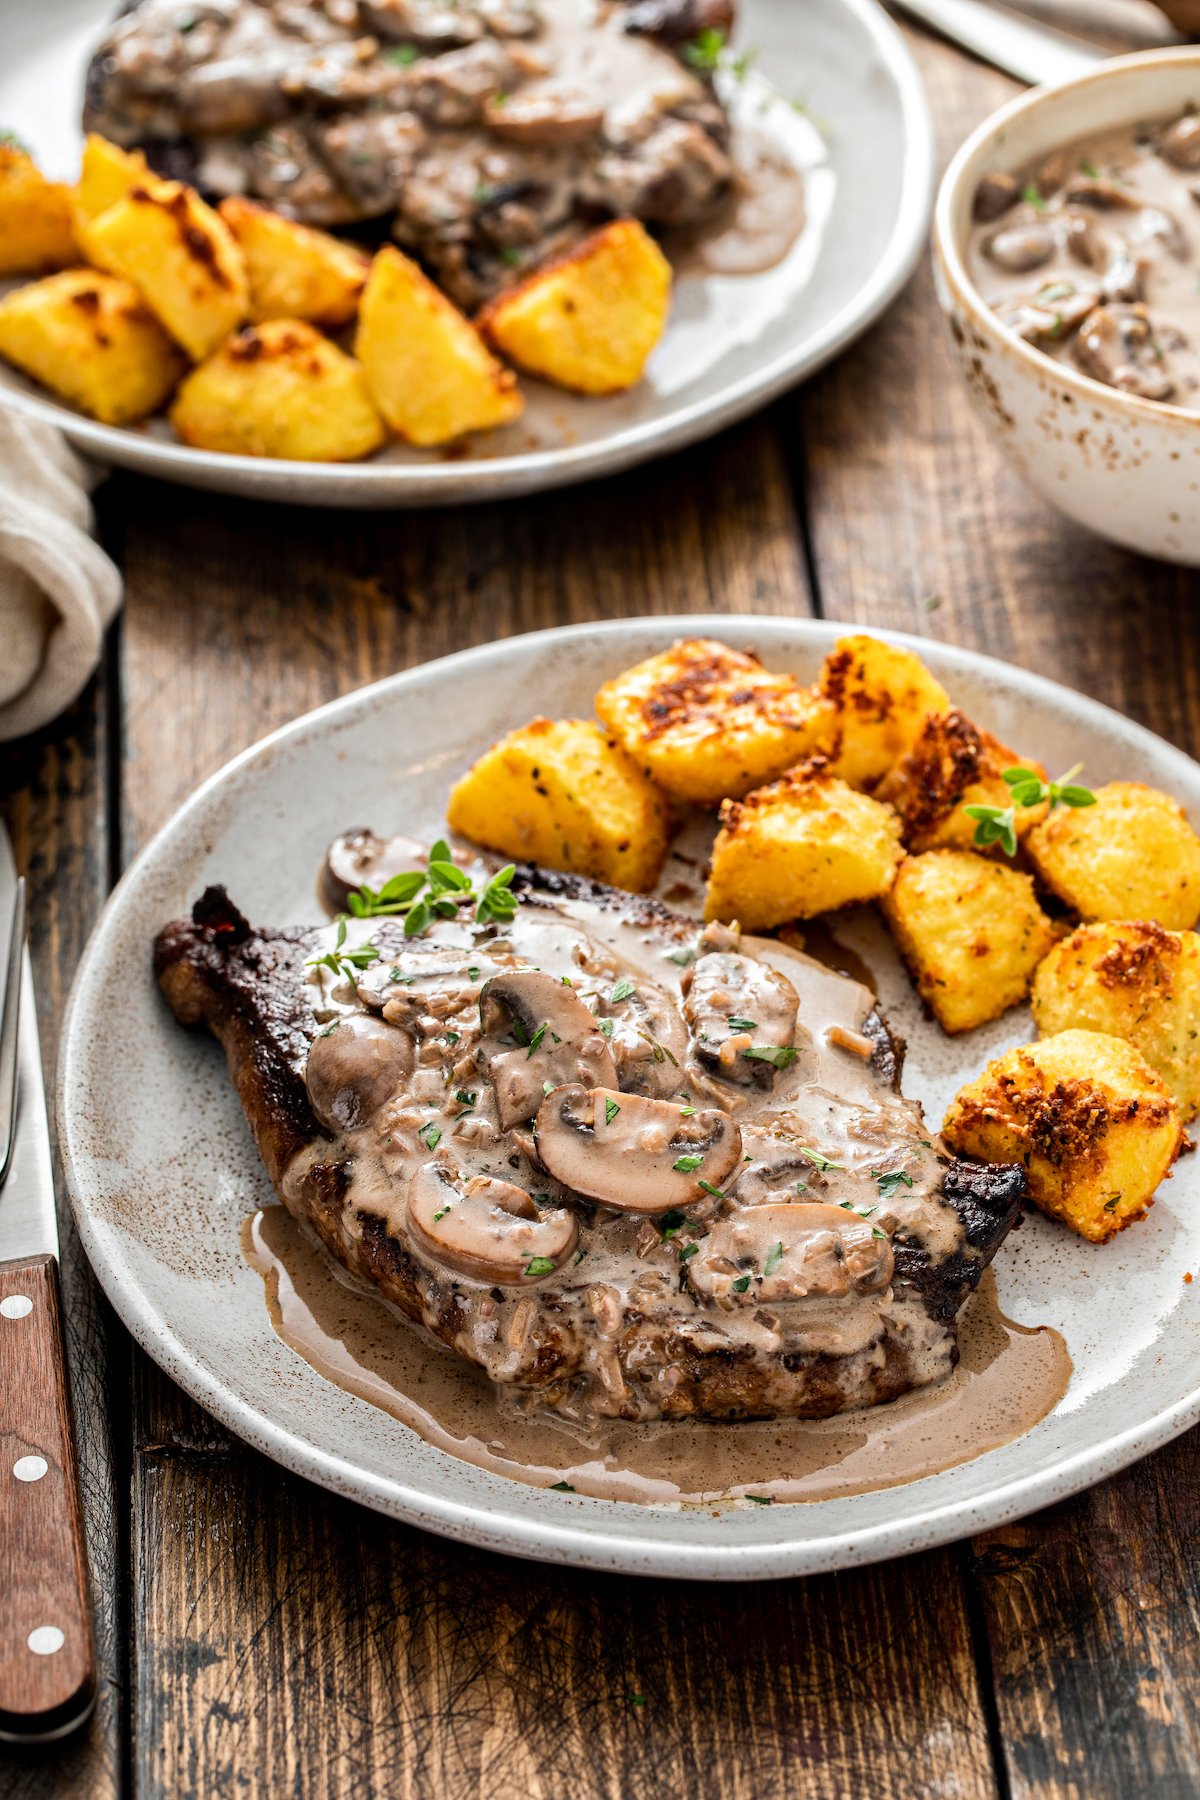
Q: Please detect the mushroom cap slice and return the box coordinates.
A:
[480,969,618,1129]
[406,1164,578,1285]
[320,827,430,915]
[604,973,689,1098]
[682,950,800,1088]
[688,1202,894,1306]
[305,1012,415,1133]
[534,1085,741,1214]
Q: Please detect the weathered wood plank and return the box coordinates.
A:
[0,671,123,1799]
[113,423,996,1800]
[799,21,1200,1800]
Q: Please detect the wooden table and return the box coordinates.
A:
[5,21,1200,1798]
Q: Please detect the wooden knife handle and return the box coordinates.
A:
[0,1255,96,1743]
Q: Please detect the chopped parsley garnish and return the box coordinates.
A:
[745,1493,773,1505]
[667,947,694,967]
[526,1021,547,1057]
[0,128,31,154]
[763,1241,784,1277]
[525,1255,555,1277]
[1103,1192,1123,1212]
[679,1242,700,1264]
[418,1121,442,1151]
[742,1044,797,1069]
[550,1480,575,1492]
[659,1209,687,1239]
[673,1154,704,1173]
[798,1147,843,1172]
[610,976,636,1005]
[1079,156,1099,178]
[1021,182,1047,211]
[305,918,380,983]
[455,1090,476,1107]
[385,42,419,64]
[874,1169,914,1200]
[543,1080,554,1096]
[501,246,523,267]
[679,1103,696,1117]
[433,1203,452,1222]
[604,1097,621,1125]
[872,1228,887,1240]
[318,1020,341,1038]
[731,1273,752,1294]
[965,764,1095,858]
[598,1017,614,1039]
[697,1179,726,1200]
[467,966,481,980]
[445,1029,460,1046]
[727,1016,757,1032]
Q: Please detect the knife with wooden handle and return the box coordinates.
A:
[0,836,96,1744]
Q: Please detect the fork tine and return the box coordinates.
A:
[0,875,25,1190]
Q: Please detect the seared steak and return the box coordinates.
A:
[154,860,1026,1426]
[84,0,736,309]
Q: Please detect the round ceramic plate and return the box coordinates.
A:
[59,616,1200,1578]
[0,0,932,507]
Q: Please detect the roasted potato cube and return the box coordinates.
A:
[84,176,249,360]
[356,245,522,444]
[477,219,671,395]
[0,270,185,424]
[881,851,1059,1034]
[1032,920,1200,1121]
[817,634,952,791]
[169,320,385,461]
[72,134,149,228]
[594,638,835,807]
[875,709,1048,854]
[218,197,369,328]
[1025,781,1200,929]
[705,762,904,929]
[445,717,672,892]
[942,1029,1182,1243]
[0,144,76,275]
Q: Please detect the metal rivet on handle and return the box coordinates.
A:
[27,1626,64,1656]
[13,1455,48,1483]
[0,1295,32,1319]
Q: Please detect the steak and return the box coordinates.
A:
[154,858,1026,1426]
[83,0,736,310]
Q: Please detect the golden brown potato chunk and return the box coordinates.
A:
[72,134,149,229]
[478,219,672,395]
[0,145,77,276]
[705,761,904,929]
[219,197,369,329]
[882,851,1059,1034]
[942,1029,1182,1243]
[356,245,522,445]
[875,709,1048,854]
[0,270,185,425]
[594,638,835,807]
[1025,781,1200,929]
[1032,920,1200,1121]
[84,176,249,360]
[170,321,385,462]
[446,717,672,892]
[816,635,952,791]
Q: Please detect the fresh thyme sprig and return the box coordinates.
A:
[346,840,518,938]
[305,918,381,983]
[683,26,757,81]
[964,764,1096,858]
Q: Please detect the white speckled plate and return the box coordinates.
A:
[58,617,1200,1578]
[0,0,932,507]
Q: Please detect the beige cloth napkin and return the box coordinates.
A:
[0,412,122,743]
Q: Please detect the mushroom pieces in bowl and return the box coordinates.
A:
[933,48,1200,565]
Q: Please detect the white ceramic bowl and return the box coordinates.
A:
[934,49,1200,564]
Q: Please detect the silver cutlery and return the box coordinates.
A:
[892,0,1108,82]
[0,835,95,1744]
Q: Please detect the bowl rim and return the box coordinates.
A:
[933,44,1200,429]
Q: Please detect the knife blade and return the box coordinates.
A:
[0,826,96,1744]
[892,0,1105,84]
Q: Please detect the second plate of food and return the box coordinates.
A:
[0,0,932,506]
[58,616,1200,1579]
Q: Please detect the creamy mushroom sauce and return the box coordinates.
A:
[254,871,1069,1497]
[969,113,1200,406]
[84,0,805,307]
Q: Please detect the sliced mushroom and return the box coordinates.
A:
[1073,303,1175,401]
[481,970,618,1129]
[604,975,689,1098]
[623,0,735,46]
[972,170,1018,223]
[534,1086,741,1213]
[1160,114,1200,171]
[358,944,503,1024]
[320,827,430,914]
[1035,148,1074,197]
[687,1203,893,1306]
[485,87,605,147]
[406,1164,577,1284]
[997,285,1100,346]
[305,1013,415,1133]
[682,951,799,1089]
[984,224,1055,274]
[1064,175,1139,211]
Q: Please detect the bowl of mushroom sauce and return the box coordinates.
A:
[934,50,1200,564]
